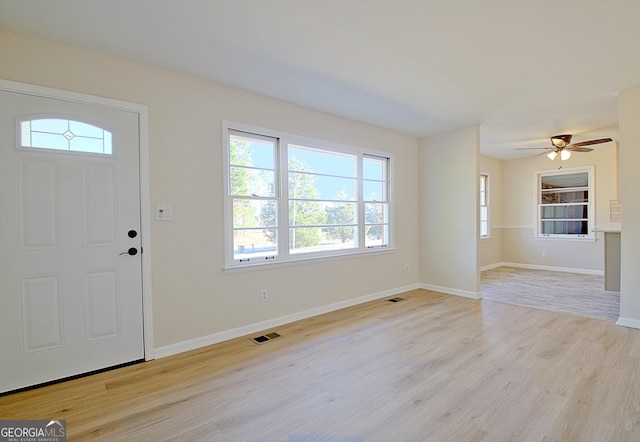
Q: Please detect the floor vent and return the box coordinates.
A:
[388,297,406,303]
[251,332,281,345]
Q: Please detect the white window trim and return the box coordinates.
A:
[533,165,595,241]
[480,172,490,239]
[222,120,394,270]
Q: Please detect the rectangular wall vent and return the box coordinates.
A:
[251,332,281,345]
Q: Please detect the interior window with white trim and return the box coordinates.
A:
[224,123,392,268]
[535,167,594,239]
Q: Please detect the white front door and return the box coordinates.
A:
[0,89,145,393]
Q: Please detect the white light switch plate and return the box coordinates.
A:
[155,205,173,221]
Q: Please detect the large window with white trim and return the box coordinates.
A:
[224,123,392,268]
[535,166,594,239]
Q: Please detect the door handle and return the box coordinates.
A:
[119,247,138,256]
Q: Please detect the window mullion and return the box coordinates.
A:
[357,153,365,249]
[279,139,290,260]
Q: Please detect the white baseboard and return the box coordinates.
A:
[154,283,422,359]
[480,262,503,272]
[485,261,604,276]
[419,283,481,300]
[616,317,640,329]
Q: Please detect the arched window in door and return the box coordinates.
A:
[19,118,113,155]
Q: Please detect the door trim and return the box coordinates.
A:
[0,78,154,360]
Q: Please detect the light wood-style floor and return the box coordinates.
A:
[2,289,640,441]
[482,266,620,322]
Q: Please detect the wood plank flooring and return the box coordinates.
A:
[2,289,640,441]
[482,266,620,322]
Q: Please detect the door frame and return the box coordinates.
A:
[0,78,155,360]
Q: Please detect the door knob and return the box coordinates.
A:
[128,230,138,238]
[119,247,138,256]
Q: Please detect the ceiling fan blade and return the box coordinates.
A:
[515,147,554,150]
[567,147,593,153]
[569,137,613,148]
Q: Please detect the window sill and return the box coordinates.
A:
[223,247,396,274]
[534,235,596,242]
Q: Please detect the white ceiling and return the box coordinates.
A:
[1,0,638,159]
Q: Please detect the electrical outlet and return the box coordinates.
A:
[260,289,268,302]
[405,265,410,272]
[541,250,547,257]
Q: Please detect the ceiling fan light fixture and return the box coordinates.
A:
[551,134,572,149]
[516,133,611,159]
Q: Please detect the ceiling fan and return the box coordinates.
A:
[517,134,613,161]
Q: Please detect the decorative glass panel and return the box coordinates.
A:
[20,118,113,155]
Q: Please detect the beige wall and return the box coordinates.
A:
[498,133,618,272]
[619,85,640,324]
[419,126,480,298]
[5,28,640,345]
[479,155,503,268]
[0,30,420,350]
